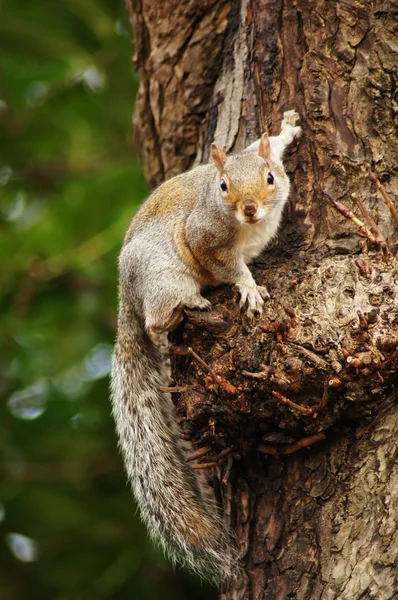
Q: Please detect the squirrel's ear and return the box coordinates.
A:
[211,143,227,171]
[258,132,271,161]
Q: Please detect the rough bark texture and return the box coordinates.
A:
[126,0,398,598]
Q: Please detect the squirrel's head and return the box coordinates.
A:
[211,133,284,225]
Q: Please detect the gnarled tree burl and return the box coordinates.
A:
[126,1,398,598]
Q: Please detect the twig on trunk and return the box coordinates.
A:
[282,432,326,454]
[355,258,372,277]
[187,346,238,395]
[351,193,389,257]
[367,166,398,226]
[188,346,219,380]
[326,195,378,245]
[272,390,314,415]
[222,454,234,486]
[258,432,326,456]
[212,447,236,462]
[186,446,211,462]
[313,381,329,418]
[191,461,218,470]
[188,446,235,468]
[242,365,273,380]
[157,385,187,393]
[357,310,369,330]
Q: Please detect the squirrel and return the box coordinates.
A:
[111,110,301,581]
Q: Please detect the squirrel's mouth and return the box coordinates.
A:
[236,212,264,225]
[245,216,263,224]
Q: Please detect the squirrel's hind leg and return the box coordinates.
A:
[183,294,212,311]
[144,277,210,333]
[269,110,301,159]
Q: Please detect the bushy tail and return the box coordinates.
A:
[111,305,238,582]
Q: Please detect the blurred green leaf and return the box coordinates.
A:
[0,1,216,599]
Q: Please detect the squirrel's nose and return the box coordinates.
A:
[243,203,257,217]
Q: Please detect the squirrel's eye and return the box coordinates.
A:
[267,172,274,185]
[220,178,228,192]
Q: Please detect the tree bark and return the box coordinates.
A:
[126,1,398,598]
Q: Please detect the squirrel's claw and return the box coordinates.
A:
[257,285,270,301]
[236,283,264,317]
[183,295,212,311]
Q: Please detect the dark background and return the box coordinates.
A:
[0,1,215,598]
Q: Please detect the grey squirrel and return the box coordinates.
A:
[111,110,301,581]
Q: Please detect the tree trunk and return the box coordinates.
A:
[126,1,398,598]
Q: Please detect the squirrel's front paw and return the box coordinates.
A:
[236,283,266,317]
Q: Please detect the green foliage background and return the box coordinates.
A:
[0,1,215,598]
